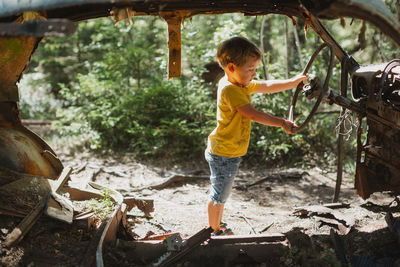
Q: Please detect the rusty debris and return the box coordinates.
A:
[4,166,72,246]
[123,197,154,216]
[4,192,49,247]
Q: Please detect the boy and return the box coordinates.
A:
[205,36,308,236]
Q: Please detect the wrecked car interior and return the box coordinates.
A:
[0,0,400,266]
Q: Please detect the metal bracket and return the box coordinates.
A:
[160,11,192,79]
[164,233,183,251]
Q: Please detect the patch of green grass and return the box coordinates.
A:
[88,188,115,220]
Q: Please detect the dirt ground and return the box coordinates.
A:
[1,149,400,266]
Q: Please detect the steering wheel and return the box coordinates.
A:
[288,42,335,133]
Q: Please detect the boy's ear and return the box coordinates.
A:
[227,62,235,73]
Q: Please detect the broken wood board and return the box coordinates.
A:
[45,166,73,223]
[123,197,154,216]
[235,170,307,191]
[133,173,209,191]
[294,204,354,234]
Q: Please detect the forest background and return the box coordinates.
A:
[19,1,399,175]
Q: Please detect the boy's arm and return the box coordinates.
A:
[255,74,309,94]
[237,104,297,134]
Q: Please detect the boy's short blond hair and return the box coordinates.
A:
[217,36,262,68]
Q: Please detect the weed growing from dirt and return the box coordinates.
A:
[88,188,115,220]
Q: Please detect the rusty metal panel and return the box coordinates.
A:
[161,12,185,79]
[0,36,38,101]
[355,111,400,199]
[0,126,61,178]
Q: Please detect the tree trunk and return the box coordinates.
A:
[293,24,304,69]
[284,17,290,79]
[137,59,141,88]
[259,16,269,80]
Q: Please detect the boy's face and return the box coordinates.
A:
[226,56,261,87]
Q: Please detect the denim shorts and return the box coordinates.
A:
[205,150,242,204]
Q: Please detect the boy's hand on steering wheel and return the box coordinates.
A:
[282,119,298,135]
[294,73,309,85]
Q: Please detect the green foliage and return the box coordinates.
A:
[88,188,115,220]
[21,9,399,166]
[55,71,213,161]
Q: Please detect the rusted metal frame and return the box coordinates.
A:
[363,152,400,190]
[354,114,365,198]
[0,19,76,37]
[367,111,400,132]
[307,13,348,64]
[15,2,302,22]
[154,227,213,267]
[360,111,400,197]
[185,237,289,265]
[0,14,63,177]
[333,57,349,202]
[319,1,400,48]
[184,233,289,265]
[326,90,366,115]
[119,232,289,265]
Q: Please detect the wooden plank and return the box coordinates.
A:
[49,166,73,193]
[123,197,154,216]
[209,234,287,246]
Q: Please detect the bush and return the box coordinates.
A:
[55,73,214,161]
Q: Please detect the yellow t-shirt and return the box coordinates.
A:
[207,76,259,157]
